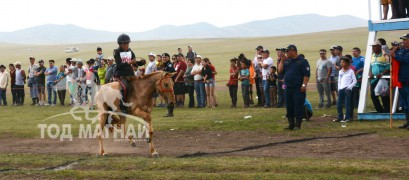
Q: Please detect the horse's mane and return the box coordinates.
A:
[129,71,163,82]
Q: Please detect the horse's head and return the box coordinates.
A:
[156,72,176,104]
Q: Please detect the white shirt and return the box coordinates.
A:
[338,69,357,90]
[145,60,157,75]
[0,71,10,89]
[253,55,259,68]
[262,57,274,80]
[191,64,203,80]
[28,63,39,78]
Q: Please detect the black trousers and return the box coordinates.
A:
[11,84,18,105]
[254,78,262,105]
[370,81,390,113]
[277,80,285,106]
[57,90,66,105]
[228,85,238,106]
[285,87,306,121]
[186,85,195,108]
[15,85,25,105]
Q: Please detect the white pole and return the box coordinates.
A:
[368,0,372,20]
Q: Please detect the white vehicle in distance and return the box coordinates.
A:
[65,47,80,53]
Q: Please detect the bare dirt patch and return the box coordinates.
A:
[1,130,408,160]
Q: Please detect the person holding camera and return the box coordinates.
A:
[391,33,409,129]
[278,45,310,130]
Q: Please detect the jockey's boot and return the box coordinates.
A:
[164,103,174,117]
[119,77,129,114]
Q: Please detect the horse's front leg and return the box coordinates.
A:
[147,120,159,158]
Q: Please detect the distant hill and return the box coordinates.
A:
[0,14,367,44]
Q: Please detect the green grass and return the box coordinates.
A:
[1,154,409,179]
[1,28,409,179]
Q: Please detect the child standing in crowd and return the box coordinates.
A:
[268,66,278,107]
[54,65,67,106]
[227,58,239,108]
[95,47,104,69]
[98,60,107,85]
[335,57,357,123]
[84,60,96,109]
[240,61,250,108]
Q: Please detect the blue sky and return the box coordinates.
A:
[0,0,372,32]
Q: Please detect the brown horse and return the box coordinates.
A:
[95,71,176,157]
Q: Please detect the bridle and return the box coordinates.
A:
[156,76,174,93]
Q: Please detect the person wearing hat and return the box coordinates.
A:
[369,40,391,113]
[145,52,157,75]
[162,53,175,73]
[146,52,158,107]
[329,45,341,105]
[35,60,47,106]
[66,58,79,105]
[186,45,197,60]
[113,34,146,113]
[391,33,409,129]
[278,45,310,130]
[0,64,10,106]
[160,53,177,117]
[27,57,39,105]
[253,45,264,106]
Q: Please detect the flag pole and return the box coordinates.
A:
[390,55,393,128]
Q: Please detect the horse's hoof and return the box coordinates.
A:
[97,153,108,157]
[152,153,159,159]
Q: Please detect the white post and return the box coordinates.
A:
[392,87,400,113]
[358,31,377,114]
[368,0,372,20]
[378,0,382,20]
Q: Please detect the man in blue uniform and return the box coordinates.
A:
[161,53,176,117]
[391,33,409,129]
[278,45,311,130]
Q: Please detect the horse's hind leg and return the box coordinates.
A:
[98,109,108,156]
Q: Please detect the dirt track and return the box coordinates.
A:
[1,130,409,159]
